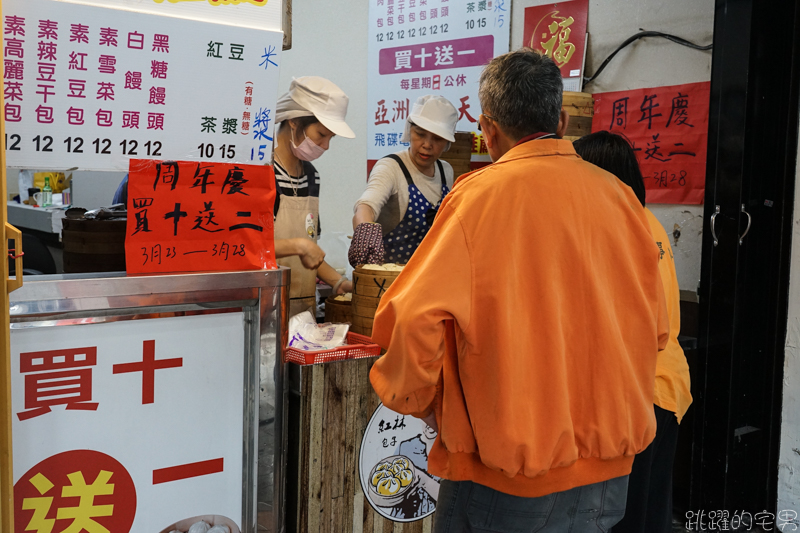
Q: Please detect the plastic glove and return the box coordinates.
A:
[349,222,385,267]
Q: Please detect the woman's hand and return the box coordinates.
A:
[297,239,326,270]
[336,280,354,295]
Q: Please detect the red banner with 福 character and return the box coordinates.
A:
[591,81,711,204]
[125,159,277,274]
[523,0,589,81]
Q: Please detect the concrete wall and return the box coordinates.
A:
[778,123,800,514]
[278,2,370,270]
[281,0,714,286]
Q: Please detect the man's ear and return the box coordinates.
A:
[481,118,494,149]
[556,109,570,138]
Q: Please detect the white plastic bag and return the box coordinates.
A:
[288,311,349,351]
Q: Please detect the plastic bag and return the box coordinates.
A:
[288,310,349,351]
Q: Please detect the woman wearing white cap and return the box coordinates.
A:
[349,95,458,266]
[273,76,355,317]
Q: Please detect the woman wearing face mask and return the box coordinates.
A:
[349,95,458,267]
[273,76,355,317]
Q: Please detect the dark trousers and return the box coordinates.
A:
[611,404,679,533]
[433,475,629,533]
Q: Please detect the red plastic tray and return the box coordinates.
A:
[284,331,381,365]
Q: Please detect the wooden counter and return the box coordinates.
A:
[288,357,435,533]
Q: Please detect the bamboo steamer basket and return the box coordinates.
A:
[324,295,352,324]
[351,294,382,319]
[350,315,374,338]
[62,217,127,273]
[350,266,403,336]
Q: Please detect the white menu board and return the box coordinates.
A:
[11,313,246,533]
[60,0,283,33]
[3,0,283,170]
[367,0,510,169]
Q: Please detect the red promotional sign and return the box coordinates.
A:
[592,82,711,204]
[523,0,588,79]
[126,159,277,274]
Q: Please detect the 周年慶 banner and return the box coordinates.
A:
[125,159,277,274]
[592,81,711,204]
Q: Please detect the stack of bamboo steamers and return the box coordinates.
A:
[349,264,404,337]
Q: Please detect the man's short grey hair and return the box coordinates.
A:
[479,48,563,140]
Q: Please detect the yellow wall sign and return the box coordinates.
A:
[154,0,268,5]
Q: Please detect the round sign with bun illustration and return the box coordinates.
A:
[359,403,440,522]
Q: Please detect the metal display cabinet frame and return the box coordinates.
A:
[8,269,290,533]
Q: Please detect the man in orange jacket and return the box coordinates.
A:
[369,48,670,532]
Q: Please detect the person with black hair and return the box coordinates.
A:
[574,131,692,533]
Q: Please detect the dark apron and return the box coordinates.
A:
[382,154,449,263]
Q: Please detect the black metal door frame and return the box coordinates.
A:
[692,0,800,513]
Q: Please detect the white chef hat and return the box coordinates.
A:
[275,76,355,138]
[401,95,458,143]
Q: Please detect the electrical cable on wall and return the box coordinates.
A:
[583,30,713,86]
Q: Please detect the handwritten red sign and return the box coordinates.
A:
[125,159,277,274]
[523,0,588,79]
[592,82,710,204]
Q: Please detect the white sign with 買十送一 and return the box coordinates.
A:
[4,0,283,170]
[359,403,440,522]
[11,313,246,533]
[367,0,510,173]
